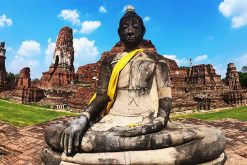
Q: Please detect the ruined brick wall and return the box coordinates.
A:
[10,87,45,104]
[187,64,221,85]
[77,63,101,86]
[17,67,31,88]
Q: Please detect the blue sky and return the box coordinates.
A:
[0,0,247,79]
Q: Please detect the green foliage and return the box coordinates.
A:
[171,106,247,121]
[32,78,39,85]
[0,99,78,127]
[6,72,19,89]
[179,66,190,74]
[241,66,247,73]
[238,72,247,87]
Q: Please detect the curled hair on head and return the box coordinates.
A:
[118,9,146,38]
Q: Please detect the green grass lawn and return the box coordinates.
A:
[0,99,78,127]
[171,106,247,121]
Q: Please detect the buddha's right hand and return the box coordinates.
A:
[110,117,165,137]
[60,114,88,155]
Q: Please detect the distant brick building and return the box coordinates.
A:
[0,42,7,92]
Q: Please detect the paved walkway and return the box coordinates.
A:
[0,117,73,165]
[0,117,246,165]
[180,118,247,165]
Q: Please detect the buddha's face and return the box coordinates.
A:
[118,17,144,48]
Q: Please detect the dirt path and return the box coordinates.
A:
[0,117,246,165]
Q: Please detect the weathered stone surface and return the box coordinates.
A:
[67,40,178,110]
[41,148,62,165]
[58,125,226,165]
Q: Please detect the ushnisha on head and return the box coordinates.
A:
[118,5,146,49]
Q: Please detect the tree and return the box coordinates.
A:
[241,66,247,73]
[238,72,247,87]
[32,78,39,85]
[6,72,19,89]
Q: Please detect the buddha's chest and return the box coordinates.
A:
[111,52,156,89]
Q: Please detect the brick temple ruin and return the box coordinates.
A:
[8,67,44,104]
[0,26,246,112]
[0,42,7,92]
[38,26,76,89]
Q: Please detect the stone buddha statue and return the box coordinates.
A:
[42,6,226,165]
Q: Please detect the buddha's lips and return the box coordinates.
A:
[125,36,135,41]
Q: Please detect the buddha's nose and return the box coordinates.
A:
[127,27,134,35]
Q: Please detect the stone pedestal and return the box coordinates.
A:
[41,122,226,165]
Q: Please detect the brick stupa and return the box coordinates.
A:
[225,63,240,90]
[38,27,76,89]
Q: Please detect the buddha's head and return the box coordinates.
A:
[118,5,146,49]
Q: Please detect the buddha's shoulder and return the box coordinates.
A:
[142,51,168,64]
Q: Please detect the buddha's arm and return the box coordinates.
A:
[155,61,172,126]
[81,56,112,121]
[61,56,112,154]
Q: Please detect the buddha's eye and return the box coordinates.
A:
[133,23,139,28]
[122,24,128,29]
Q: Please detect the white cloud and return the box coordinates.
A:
[0,14,13,27]
[44,38,56,66]
[58,9,80,26]
[17,40,41,57]
[99,6,107,13]
[219,0,247,28]
[80,21,101,34]
[6,40,42,78]
[58,10,102,34]
[10,56,39,78]
[144,16,151,22]
[232,53,247,70]
[194,54,208,63]
[214,64,226,78]
[163,54,188,66]
[73,37,99,69]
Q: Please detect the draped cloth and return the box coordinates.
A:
[88,48,144,115]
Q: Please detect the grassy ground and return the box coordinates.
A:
[171,106,247,121]
[0,99,78,127]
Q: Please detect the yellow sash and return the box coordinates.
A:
[88,48,144,115]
